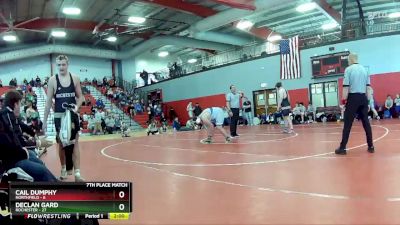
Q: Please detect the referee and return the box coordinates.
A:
[335,53,374,155]
[226,85,242,137]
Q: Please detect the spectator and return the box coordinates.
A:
[35,75,41,87]
[187,102,194,119]
[85,98,91,106]
[242,97,253,126]
[29,78,35,87]
[93,110,103,135]
[135,100,143,114]
[0,79,2,87]
[169,107,177,122]
[107,89,113,98]
[307,103,316,122]
[0,90,57,181]
[395,94,400,118]
[105,115,115,134]
[82,112,90,122]
[140,70,149,86]
[193,103,202,118]
[147,102,154,123]
[186,119,195,130]
[160,112,168,132]
[377,106,385,119]
[292,103,305,123]
[9,78,16,87]
[155,104,162,117]
[172,117,181,131]
[385,95,394,118]
[96,98,104,109]
[114,115,121,132]
[147,119,160,135]
[103,76,108,87]
[121,121,130,137]
[87,115,95,132]
[367,86,380,120]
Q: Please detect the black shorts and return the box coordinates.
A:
[282,109,291,117]
[54,112,80,143]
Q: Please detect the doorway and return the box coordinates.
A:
[309,81,338,107]
[252,89,278,116]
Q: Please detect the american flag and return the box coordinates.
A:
[280,35,301,80]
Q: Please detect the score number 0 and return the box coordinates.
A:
[119,191,125,211]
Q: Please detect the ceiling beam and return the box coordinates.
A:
[314,0,342,24]
[140,0,217,17]
[207,0,255,10]
[141,0,274,40]
[14,18,154,39]
[232,21,273,39]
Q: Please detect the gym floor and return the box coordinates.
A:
[42,120,400,224]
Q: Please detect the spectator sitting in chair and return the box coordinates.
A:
[114,115,121,132]
[172,117,193,132]
[96,98,104,109]
[147,119,160,136]
[0,90,57,182]
[307,103,316,123]
[160,112,168,132]
[172,117,181,131]
[105,115,115,134]
[385,95,394,118]
[394,94,400,118]
[87,115,95,132]
[121,121,130,137]
[135,100,143,114]
[292,103,305,123]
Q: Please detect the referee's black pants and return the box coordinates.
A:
[230,108,240,136]
[340,93,373,149]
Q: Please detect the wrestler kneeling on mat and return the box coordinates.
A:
[196,107,232,144]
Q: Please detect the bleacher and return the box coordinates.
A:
[0,87,12,97]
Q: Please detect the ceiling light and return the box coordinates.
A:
[62,7,81,15]
[267,34,282,42]
[322,22,338,30]
[188,58,197,64]
[128,16,146,24]
[51,30,66,38]
[3,34,17,42]
[296,2,317,13]
[106,36,117,42]
[236,20,254,30]
[388,12,400,18]
[158,51,169,57]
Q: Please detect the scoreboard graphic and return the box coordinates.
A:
[1,182,132,220]
[311,51,349,78]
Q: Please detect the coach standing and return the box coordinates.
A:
[335,53,374,155]
[226,85,242,137]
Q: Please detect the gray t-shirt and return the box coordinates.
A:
[385,98,394,108]
[343,64,370,94]
[395,97,400,106]
[226,92,240,108]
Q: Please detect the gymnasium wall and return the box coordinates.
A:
[121,57,136,83]
[0,54,113,85]
[0,55,51,85]
[138,34,400,119]
[50,55,112,81]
